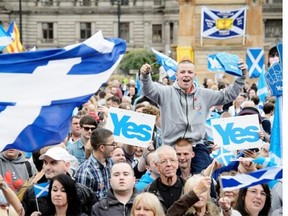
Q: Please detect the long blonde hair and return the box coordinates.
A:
[131,192,165,216]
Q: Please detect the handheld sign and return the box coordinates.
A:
[105,107,156,148]
[216,52,242,76]
[211,114,263,151]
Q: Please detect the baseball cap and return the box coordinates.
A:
[39,147,72,161]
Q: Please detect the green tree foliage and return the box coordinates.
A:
[119,48,159,74]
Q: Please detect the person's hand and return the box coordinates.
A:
[31,211,42,216]
[0,175,8,189]
[219,197,232,214]
[243,149,258,159]
[193,176,211,197]
[238,59,247,77]
[140,63,152,75]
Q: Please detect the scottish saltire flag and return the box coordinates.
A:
[207,54,224,72]
[201,7,246,40]
[0,25,12,51]
[151,48,177,81]
[246,48,264,78]
[0,31,126,152]
[211,146,235,166]
[34,182,49,198]
[219,166,282,191]
[270,98,282,165]
[257,65,268,106]
[6,21,24,53]
[252,157,277,168]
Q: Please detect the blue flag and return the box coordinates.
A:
[0,25,12,51]
[34,182,49,198]
[207,54,224,72]
[0,31,126,152]
[257,65,268,105]
[219,166,282,191]
[201,7,246,39]
[211,146,235,166]
[151,48,177,81]
[246,48,264,78]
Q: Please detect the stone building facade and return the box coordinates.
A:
[0,0,282,77]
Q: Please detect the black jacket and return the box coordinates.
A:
[22,178,96,216]
[91,188,138,216]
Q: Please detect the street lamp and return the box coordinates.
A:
[19,0,23,43]
[117,0,121,38]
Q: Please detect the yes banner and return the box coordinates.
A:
[211,114,263,151]
[201,7,246,40]
[105,108,156,148]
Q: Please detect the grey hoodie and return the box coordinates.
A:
[141,74,245,145]
[0,152,30,192]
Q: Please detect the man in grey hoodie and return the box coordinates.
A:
[140,59,247,173]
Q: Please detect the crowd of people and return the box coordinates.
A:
[0,48,282,216]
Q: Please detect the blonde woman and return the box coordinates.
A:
[131,192,165,216]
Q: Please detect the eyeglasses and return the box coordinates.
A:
[247,189,267,197]
[83,126,96,132]
[103,141,117,147]
[157,158,178,165]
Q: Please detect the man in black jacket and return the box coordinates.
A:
[91,161,138,216]
[22,146,96,216]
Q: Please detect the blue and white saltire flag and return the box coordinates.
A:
[151,48,177,81]
[135,72,142,97]
[201,7,246,42]
[219,166,282,191]
[205,112,220,141]
[34,182,49,198]
[0,31,126,152]
[207,54,224,72]
[0,25,12,51]
[246,48,264,78]
[211,146,235,166]
[257,65,268,106]
[252,157,277,168]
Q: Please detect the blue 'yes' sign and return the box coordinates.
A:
[105,107,156,148]
[211,114,263,151]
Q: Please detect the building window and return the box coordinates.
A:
[120,22,129,41]
[265,19,282,39]
[80,22,91,41]
[42,0,53,6]
[80,0,91,6]
[152,24,162,43]
[42,23,53,42]
[154,0,162,6]
[111,0,129,5]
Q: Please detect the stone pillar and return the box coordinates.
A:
[164,21,171,55]
[177,0,195,47]
[173,21,179,45]
[143,22,150,48]
[245,0,263,47]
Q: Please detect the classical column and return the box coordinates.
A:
[164,21,171,55]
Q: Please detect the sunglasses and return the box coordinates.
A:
[82,126,96,131]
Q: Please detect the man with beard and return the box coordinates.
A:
[74,128,116,201]
[140,59,247,173]
[144,145,184,212]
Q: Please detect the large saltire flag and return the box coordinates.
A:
[0,31,126,152]
[6,21,25,53]
[246,48,264,78]
[151,48,177,81]
[219,166,282,191]
[201,7,246,40]
[0,25,13,51]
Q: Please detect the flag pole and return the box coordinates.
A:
[35,197,40,212]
